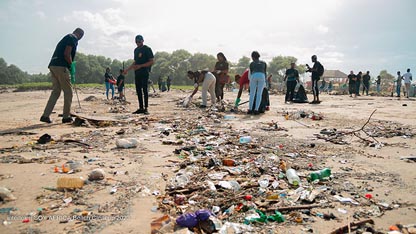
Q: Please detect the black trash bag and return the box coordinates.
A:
[37,134,52,144]
[293,84,309,103]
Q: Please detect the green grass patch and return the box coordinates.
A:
[2,82,194,92]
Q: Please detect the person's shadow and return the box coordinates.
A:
[0,123,60,136]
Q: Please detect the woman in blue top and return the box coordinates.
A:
[248,51,267,115]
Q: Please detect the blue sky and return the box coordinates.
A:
[0,0,414,76]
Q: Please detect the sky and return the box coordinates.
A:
[0,0,415,75]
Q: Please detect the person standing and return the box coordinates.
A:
[248,51,267,114]
[396,71,403,97]
[306,55,324,103]
[347,71,357,97]
[403,68,412,98]
[104,67,116,100]
[187,70,216,108]
[214,52,229,102]
[124,35,154,115]
[376,75,381,95]
[362,71,371,96]
[356,71,362,96]
[158,76,162,91]
[167,75,172,91]
[116,69,125,101]
[283,62,299,103]
[40,28,84,124]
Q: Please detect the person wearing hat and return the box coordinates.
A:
[124,35,154,114]
[40,27,84,124]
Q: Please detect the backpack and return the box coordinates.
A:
[317,62,325,77]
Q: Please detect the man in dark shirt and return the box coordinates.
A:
[356,71,362,96]
[362,71,371,96]
[40,28,84,124]
[347,71,356,97]
[116,69,125,101]
[124,35,154,114]
[306,55,324,104]
[284,62,299,103]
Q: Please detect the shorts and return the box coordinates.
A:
[118,85,124,93]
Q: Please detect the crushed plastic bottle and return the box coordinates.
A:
[116,138,138,148]
[286,168,301,186]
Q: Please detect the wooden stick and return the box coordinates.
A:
[266,204,321,212]
[330,218,374,234]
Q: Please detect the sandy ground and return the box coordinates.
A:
[0,87,415,234]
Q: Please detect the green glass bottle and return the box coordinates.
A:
[310,168,331,181]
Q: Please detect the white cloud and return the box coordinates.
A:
[36,11,46,19]
[317,24,329,34]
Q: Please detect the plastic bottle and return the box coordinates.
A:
[309,168,331,181]
[239,136,252,144]
[286,168,301,186]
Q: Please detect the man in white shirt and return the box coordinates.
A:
[403,68,412,98]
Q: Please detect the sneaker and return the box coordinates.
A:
[143,109,150,115]
[40,116,52,123]
[253,110,260,115]
[62,117,73,123]
[247,110,253,115]
[132,109,145,114]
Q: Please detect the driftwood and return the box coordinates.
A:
[317,109,380,145]
[266,204,321,212]
[330,218,374,234]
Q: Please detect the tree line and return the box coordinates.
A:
[0,51,395,86]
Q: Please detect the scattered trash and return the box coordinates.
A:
[0,187,16,202]
[56,177,84,190]
[88,169,105,181]
[116,138,138,148]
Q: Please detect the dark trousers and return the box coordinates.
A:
[285,80,297,101]
[356,81,361,95]
[312,78,319,99]
[215,81,225,101]
[362,82,369,95]
[349,83,356,95]
[135,72,149,110]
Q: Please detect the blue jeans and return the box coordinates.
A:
[105,82,114,99]
[396,84,401,96]
[249,72,265,111]
[376,84,381,93]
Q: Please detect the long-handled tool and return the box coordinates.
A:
[70,61,82,111]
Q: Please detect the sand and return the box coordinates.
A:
[0,87,415,234]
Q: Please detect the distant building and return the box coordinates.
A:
[306,70,347,88]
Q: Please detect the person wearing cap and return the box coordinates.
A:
[124,35,154,114]
[40,28,84,124]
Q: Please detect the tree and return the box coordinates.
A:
[267,55,306,86]
[378,70,395,91]
[234,56,250,75]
